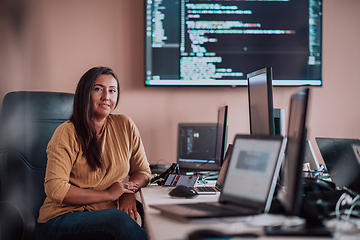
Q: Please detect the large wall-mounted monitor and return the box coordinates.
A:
[145,0,322,87]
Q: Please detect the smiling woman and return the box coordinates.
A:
[34,67,151,240]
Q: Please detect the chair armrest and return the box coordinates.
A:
[135,190,145,228]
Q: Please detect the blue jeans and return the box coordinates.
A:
[35,209,148,240]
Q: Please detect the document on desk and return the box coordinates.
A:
[150,134,286,222]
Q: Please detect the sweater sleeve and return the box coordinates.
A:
[44,122,79,203]
[125,116,151,180]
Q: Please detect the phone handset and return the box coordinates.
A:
[150,163,179,185]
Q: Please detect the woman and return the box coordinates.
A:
[35,67,151,240]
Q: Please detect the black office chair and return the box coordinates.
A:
[0,91,74,240]
[0,91,147,240]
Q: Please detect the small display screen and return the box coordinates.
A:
[163,174,198,187]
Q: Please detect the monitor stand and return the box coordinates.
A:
[274,108,285,137]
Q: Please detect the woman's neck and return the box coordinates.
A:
[93,117,107,135]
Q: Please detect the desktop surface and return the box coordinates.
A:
[140,184,351,240]
[142,184,266,240]
[140,184,222,240]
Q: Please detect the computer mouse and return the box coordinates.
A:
[168,185,198,198]
[188,229,259,240]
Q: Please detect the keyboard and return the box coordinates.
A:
[194,186,218,193]
[178,202,255,215]
[179,202,230,212]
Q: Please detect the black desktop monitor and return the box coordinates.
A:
[177,123,219,172]
[247,67,275,135]
[278,88,309,216]
[214,105,228,167]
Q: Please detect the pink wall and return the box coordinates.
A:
[1,0,360,166]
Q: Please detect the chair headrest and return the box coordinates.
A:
[0,91,74,168]
[1,91,74,121]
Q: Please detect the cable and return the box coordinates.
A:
[335,193,351,220]
[351,195,360,205]
[346,195,360,222]
[327,192,360,235]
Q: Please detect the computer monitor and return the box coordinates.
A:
[177,123,219,172]
[214,105,228,167]
[145,1,323,87]
[247,67,275,135]
[278,88,309,216]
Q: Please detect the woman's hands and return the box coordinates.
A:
[118,193,138,221]
[107,181,139,201]
[62,173,147,217]
[116,173,149,220]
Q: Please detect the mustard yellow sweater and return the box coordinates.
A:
[38,114,151,223]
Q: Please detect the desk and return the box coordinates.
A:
[140,184,225,240]
[140,184,360,240]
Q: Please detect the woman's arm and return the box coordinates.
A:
[63,181,138,205]
[118,172,149,220]
[129,172,150,189]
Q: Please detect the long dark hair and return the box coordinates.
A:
[70,66,120,171]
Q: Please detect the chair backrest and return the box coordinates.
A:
[0,91,74,238]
